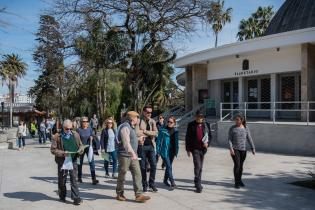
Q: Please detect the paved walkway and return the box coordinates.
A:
[0,139,314,210]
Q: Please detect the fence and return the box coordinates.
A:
[220,101,315,125]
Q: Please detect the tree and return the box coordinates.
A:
[206,0,232,47]
[29,15,65,117]
[237,6,274,41]
[74,16,129,119]
[0,54,27,101]
[53,0,211,112]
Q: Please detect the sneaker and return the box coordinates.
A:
[135,194,151,203]
[143,187,148,193]
[149,185,158,192]
[73,198,83,205]
[105,174,110,178]
[78,178,83,183]
[163,180,171,187]
[234,184,240,189]
[112,173,118,179]
[116,194,127,201]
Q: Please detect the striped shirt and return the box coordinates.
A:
[228,125,255,151]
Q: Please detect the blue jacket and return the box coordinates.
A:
[156,128,179,159]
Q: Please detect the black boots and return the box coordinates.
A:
[91,171,99,185]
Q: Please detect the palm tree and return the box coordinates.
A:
[0,54,27,98]
[206,0,232,47]
[237,17,258,41]
[0,54,27,127]
[237,6,274,41]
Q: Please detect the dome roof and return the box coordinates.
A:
[265,0,315,35]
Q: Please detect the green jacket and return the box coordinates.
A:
[156,128,179,159]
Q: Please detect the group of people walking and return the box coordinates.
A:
[50,106,255,205]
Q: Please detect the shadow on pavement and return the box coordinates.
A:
[3,192,59,202]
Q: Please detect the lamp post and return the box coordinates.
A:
[1,102,4,131]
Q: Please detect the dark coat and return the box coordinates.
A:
[100,128,117,151]
[185,121,212,152]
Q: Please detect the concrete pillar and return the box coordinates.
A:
[270,73,277,119]
[185,66,193,112]
[238,77,244,103]
[210,80,221,116]
[191,64,208,110]
[301,43,315,121]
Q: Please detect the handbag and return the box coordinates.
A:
[88,139,94,162]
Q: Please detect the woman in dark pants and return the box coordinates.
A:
[228,114,255,189]
[156,116,179,190]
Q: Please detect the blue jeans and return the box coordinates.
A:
[78,147,96,179]
[39,131,46,144]
[18,136,25,148]
[162,151,175,184]
[138,145,157,188]
[104,150,118,175]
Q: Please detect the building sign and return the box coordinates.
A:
[234,69,259,76]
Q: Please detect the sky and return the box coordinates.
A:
[0,0,285,95]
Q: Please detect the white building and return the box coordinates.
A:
[0,93,34,104]
[175,0,315,122]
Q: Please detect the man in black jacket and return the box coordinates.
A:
[185,111,212,193]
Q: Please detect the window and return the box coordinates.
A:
[247,79,258,109]
[261,78,271,109]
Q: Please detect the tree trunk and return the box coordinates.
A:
[215,32,218,48]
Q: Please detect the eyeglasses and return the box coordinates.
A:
[146,112,152,114]
[82,121,88,123]
[64,128,73,131]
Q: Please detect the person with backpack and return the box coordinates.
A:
[185,111,212,193]
[77,117,99,185]
[156,116,179,190]
[100,118,118,179]
[228,114,255,189]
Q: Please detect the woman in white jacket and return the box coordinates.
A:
[17,121,27,150]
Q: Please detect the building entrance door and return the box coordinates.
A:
[222,80,238,110]
[279,74,301,119]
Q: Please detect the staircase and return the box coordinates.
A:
[157,105,220,144]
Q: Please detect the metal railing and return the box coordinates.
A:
[176,104,204,126]
[220,101,315,125]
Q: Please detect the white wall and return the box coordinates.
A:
[216,122,315,156]
[208,45,301,80]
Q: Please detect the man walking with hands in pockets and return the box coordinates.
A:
[116,111,151,203]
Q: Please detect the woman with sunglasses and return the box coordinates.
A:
[228,114,255,189]
[77,117,99,185]
[100,118,118,178]
[156,116,179,190]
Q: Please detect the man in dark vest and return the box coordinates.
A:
[116,111,151,203]
[185,111,212,193]
[51,119,84,205]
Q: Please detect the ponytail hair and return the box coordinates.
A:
[234,114,246,128]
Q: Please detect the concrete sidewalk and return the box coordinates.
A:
[0,139,314,210]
